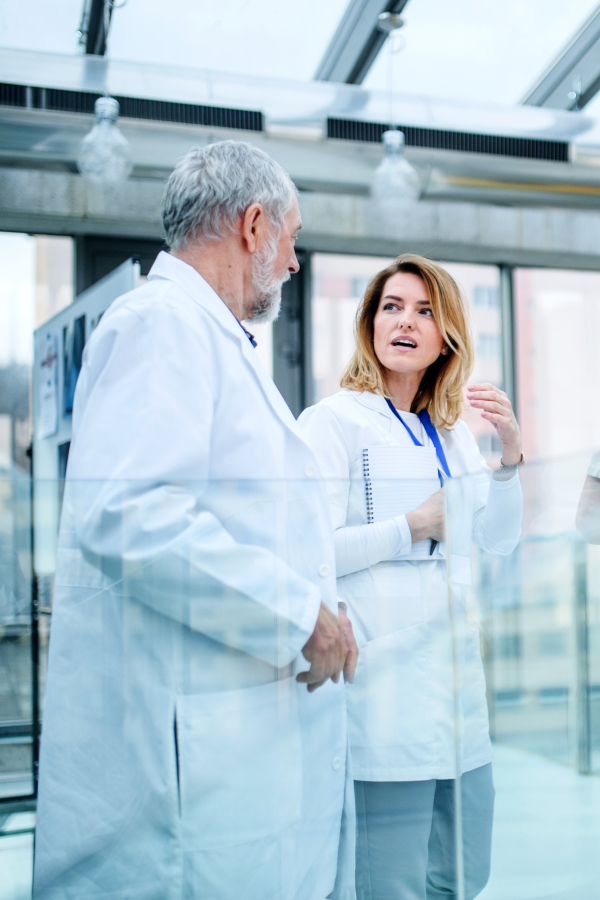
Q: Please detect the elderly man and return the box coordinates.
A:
[34,141,357,900]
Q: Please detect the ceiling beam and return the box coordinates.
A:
[522,5,600,110]
[315,0,410,85]
[79,0,114,56]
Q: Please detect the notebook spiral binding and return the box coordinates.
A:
[362,449,374,523]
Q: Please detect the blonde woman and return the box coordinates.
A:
[298,255,522,900]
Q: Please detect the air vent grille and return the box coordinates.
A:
[0,83,264,132]
[327,117,569,162]
[0,82,27,107]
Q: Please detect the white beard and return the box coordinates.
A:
[247,233,291,324]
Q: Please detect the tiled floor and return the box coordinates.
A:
[1,746,600,900]
[0,815,34,900]
[481,744,600,900]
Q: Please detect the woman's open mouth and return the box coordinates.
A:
[391,337,417,349]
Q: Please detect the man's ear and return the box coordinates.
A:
[241,203,265,254]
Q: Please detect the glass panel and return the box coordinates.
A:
[445,453,600,899]
[5,458,600,894]
[515,267,600,462]
[108,0,350,81]
[363,0,598,106]
[0,0,82,56]
[20,476,357,899]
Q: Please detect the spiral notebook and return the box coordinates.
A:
[362,445,440,557]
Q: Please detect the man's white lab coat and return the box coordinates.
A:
[33,252,348,900]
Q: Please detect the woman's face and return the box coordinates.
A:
[372,271,447,379]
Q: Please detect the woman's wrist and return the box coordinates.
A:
[500,443,523,467]
[406,509,426,543]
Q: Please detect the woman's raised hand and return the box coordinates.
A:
[467,383,522,465]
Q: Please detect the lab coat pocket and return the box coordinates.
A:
[348,624,433,775]
[355,561,423,641]
[175,676,302,850]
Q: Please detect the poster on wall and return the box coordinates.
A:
[39,331,58,439]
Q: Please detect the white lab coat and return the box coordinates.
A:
[33,252,350,900]
[298,389,522,782]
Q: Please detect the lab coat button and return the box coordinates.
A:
[318,564,330,577]
[332,757,342,770]
[304,465,317,477]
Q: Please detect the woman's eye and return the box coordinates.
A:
[420,308,433,316]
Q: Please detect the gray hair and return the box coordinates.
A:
[162,141,297,250]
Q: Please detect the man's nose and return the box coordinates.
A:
[289,250,300,275]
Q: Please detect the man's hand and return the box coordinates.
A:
[297,602,348,693]
[337,601,358,684]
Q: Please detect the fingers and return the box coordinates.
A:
[338,604,359,684]
[299,602,347,691]
[472,400,511,416]
[298,602,361,692]
[468,384,512,408]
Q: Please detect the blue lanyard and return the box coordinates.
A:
[385,398,452,486]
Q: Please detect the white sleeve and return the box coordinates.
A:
[588,452,600,478]
[66,300,320,669]
[472,473,523,555]
[333,516,412,577]
[297,402,412,577]
[458,424,522,555]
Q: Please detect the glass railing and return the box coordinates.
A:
[445,453,600,900]
[0,461,599,899]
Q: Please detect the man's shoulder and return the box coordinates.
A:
[99,278,213,334]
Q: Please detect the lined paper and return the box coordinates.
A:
[363,446,441,557]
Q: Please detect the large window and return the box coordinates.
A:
[515,268,600,462]
[0,232,73,802]
[0,234,74,471]
[311,253,392,404]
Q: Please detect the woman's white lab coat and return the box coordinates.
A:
[33,253,350,900]
[298,389,522,783]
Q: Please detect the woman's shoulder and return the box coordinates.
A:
[299,389,370,421]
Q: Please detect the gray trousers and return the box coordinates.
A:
[354,763,494,900]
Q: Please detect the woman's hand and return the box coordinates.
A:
[406,489,445,543]
[467,383,522,465]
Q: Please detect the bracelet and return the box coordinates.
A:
[500,452,525,469]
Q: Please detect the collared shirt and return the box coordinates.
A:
[240,323,257,348]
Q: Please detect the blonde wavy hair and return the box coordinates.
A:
[340,254,474,429]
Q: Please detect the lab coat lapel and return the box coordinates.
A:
[149,252,298,430]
